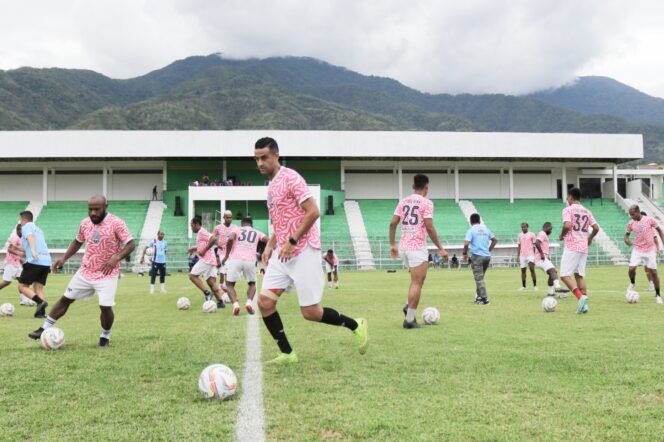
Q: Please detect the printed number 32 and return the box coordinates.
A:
[402,205,420,225]
[572,214,589,232]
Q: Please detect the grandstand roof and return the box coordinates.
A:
[0,130,642,162]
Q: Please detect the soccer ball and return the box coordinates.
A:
[221,293,231,304]
[421,307,440,325]
[145,247,154,257]
[198,364,238,400]
[202,300,217,313]
[40,327,65,350]
[0,302,15,316]
[626,290,639,304]
[176,297,191,310]
[542,296,558,312]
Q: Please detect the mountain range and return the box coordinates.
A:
[0,54,662,161]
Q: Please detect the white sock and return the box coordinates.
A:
[547,286,555,295]
[553,279,561,289]
[406,308,417,322]
[233,301,240,309]
[246,299,252,305]
[150,285,155,293]
[42,316,56,330]
[629,283,635,289]
[100,329,111,339]
[160,283,166,291]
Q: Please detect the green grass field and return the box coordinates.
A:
[1,267,663,441]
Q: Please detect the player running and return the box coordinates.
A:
[141,230,168,294]
[624,205,664,304]
[517,222,537,291]
[18,210,51,318]
[205,210,238,295]
[390,173,448,328]
[463,213,497,304]
[188,217,226,308]
[255,137,367,364]
[221,217,268,315]
[323,249,340,289]
[640,211,659,291]
[29,195,135,347]
[558,187,599,314]
[0,226,32,305]
[534,222,566,297]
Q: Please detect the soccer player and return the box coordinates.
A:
[255,137,367,364]
[390,173,448,328]
[558,187,599,314]
[18,210,51,318]
[28,195,135,347]
[463,213,497,305]
[640,211,658,291]
[188,217,226,307]
[0,226,30,304]
[534,222,565,297]
[221,217,268,315]
[141,230,168,294]
[205,210,237,294]
[323,249,339,289]
[624,205,664,304]
[517,222,537,291]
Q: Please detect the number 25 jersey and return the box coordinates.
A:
[562,203,597,254]
[394,194,434,251]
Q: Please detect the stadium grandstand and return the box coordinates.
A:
[1,130,662,272]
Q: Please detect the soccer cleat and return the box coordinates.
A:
[533,286,539,292]
[476,297,490,305]
[327,283,332,289]
[34,301,48,318]
[354,318,368,355]
[335,283,339,289]
[149,286,154,294]
[245,303,255,315]
[656,296,663,305]
[266,352,298,365]
[576,295,588,314]
[517,287,526,292]
[217,300,226,309]
[28,327,44,340]
[97,337,110,348]
[474,296,481,304]
[403,319,422,329]
[232,304,241,316]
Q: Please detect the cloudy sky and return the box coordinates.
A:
[0,0,662,97]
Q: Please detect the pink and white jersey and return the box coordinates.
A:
[213,223,240,255]
[229,227,266,262]
[195,227,217,266]
[394,194,434,251]
[76,213,133,281]
[4,234,22,266]
[562,204,597,254]
[267,166,321,257]
[517,232,536,257]
[626,215,659,253]
[323,253,339,267]
[536,231,550,257]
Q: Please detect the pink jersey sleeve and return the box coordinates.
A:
[289,172,312,205]
[626,221,633,233]
[562,207,573,225]
[650,217,659,229]
[422,199,433,219]
[114,218,133,244]
[537,231,546,243]
[76,221,86,243]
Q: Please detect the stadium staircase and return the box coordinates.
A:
[585,199,630,264]
[157,203,191,271]
[457,200,480,224]
[320,204,356,268]
[343,200,375,269]
[133,201,166,272]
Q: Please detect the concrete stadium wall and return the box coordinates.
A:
[48,173,102,201]
[0,174,41,200]
[109,172,163,200]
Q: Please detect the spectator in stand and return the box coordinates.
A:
[202,175,210,186]
[152,186,158,201]
[433,253,442,268]
[451,254,459,268]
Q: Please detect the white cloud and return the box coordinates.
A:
[0,0,661,96]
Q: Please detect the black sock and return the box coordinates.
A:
[630,276,635,284]
[533,280,537,287]
[522,280,526,288]
[31,295,42,304]
[320,307,358,331]
[656,288,660,296]
[262,311,292,354]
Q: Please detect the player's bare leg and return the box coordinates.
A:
[333,270,339,288]
[628,266,637,290]
[222,280,241,315]
[520,267,527,290]
[0,280,10,290]
[20,282,48,317]
[98,306,114,348]
[245,282,257,314]
[545,268,566,296]
[561,274,588,313]
[28,296,74,339]
[528,262,537,290]
[647,268,662,303]
[403,262,427,328]
[300,302,365,352]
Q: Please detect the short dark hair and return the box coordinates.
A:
[641,211,647,216]
[19,210,33,222]
[327,249,333,254]
[567,187,581,201]
[543,222,552,228]
[191,216,202,226]
[255,137,279,153]
[242,217,253,226]
[413,174,429,190]
[470,213,481,224]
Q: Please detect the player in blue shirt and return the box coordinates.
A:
[463,213,497,305]
[18,210,52,317]
[141,230,168,294]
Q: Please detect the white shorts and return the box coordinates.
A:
[535,257,555,272]
[218,263,228,275]
[227,259,257,283]
[325,262,338,273]
[629,249,657,270]
[261,245,324,307]
[519,255,535,268]
[190,260,219,280]
[400,248,428,269]
[64,271,118,307]
[560,250,588,277]
[2,264,22,282]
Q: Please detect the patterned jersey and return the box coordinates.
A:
[536,231,550,257]
[267,167,321,257]
[562,204,597,254]
[213,223,240,256]
[196,227,217,265]
[626,215,659,253]
[517,231,536,257]
[323,253,339,267]
[76,213,133,281]
[394,194,434,251]
[229,227,266,262]
[4,233,22,266]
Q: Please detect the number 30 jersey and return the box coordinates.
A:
[230,227,267,262]
[394,194,434,251]
[562,203,597,254]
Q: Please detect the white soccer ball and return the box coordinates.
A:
[626,290,640,304]
[221,293,231,304]
[202,300,217,313]
[198,364,238,400]
[0,302,15,316]
[176,297,191,310]
[40,327,65,350]
[542,296,558,313]
[145,247,154,257]
[422,307,440,325]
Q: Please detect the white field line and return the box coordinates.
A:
[234,313,265,442]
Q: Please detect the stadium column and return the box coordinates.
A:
[42,166,48,204]
[162,164,167,192]
[398,165,403,199]
[612,164,618,202]
[454,165,459,203]
[340,163,345,191]
[102,167,107,198]
[222,160,227,181]
[561,165,567,203]
[508,166,514,203]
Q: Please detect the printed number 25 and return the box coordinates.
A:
[402,205,420,225]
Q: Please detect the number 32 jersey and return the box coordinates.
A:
[562,203,597,254]
[394,194,434,251]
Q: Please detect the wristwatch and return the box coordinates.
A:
[288,236,297,245]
